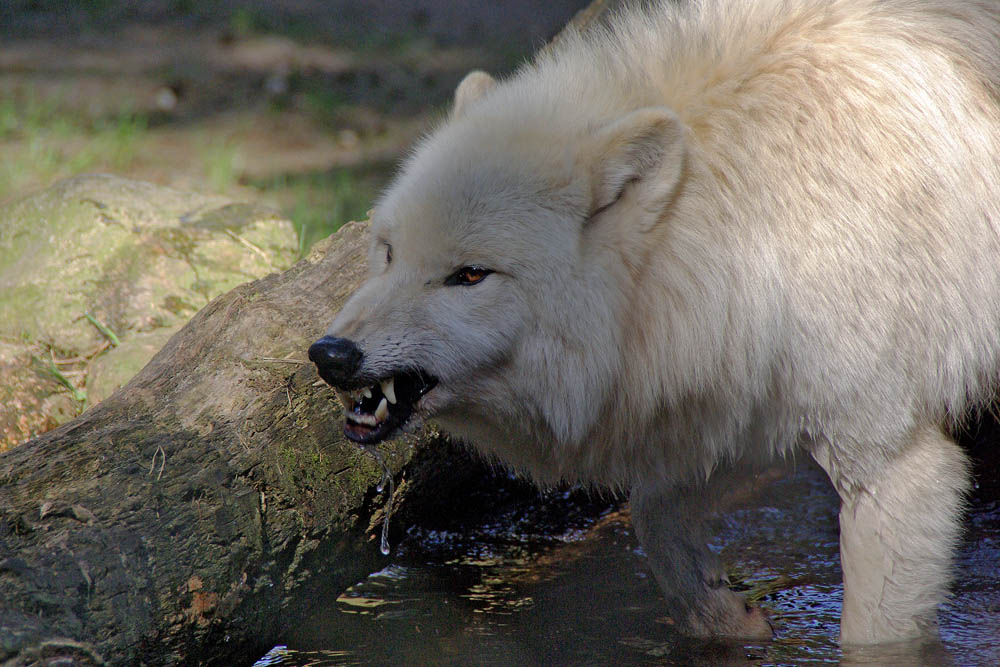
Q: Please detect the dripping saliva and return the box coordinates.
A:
[363,445,395,556]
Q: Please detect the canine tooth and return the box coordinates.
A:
[362,387,373,399]
[335,389,354,411]
[375,397,389,422]
[381,378,397,405]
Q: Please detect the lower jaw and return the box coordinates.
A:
[343,406,417,444]
[344,420,395,444]
[340,389,441,444]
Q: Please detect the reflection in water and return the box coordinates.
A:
[256,462,1000,666]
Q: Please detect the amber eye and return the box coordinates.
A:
[445,266,493,286]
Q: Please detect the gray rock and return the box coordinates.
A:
[0,174,297,450]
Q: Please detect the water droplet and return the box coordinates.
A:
[380,533,391,556]
[363,445,395,556]
[377,469,389,494]
[379,469,394,556]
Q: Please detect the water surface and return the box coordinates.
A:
[257,461,1000,666]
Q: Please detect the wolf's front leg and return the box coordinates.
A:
[630,482,773,639]
[812,425,970,644]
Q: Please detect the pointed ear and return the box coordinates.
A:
[586,107,685,219]
[452,70,496,118]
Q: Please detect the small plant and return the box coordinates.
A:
[31,355,87,405]
[202,137,243,193]
[254,167,385,257]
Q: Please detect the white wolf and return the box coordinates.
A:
[309,0,1000,644]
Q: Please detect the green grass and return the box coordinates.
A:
[226,5,331,45]
[0,93,149,203]
[0,89,390,256]
[31,355,87,406]
[201,136,243,193]
[255,168,386,258]
[228,7,267,38]
[301,88,352,127]
[84,312,121,347]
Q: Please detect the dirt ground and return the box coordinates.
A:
[0,1,591,239]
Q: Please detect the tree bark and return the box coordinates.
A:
[0,4,625,665]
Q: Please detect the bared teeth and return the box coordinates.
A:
[334,375,404,431]
[374,397,389,422]
[348,412,377,426]
[335,389,354,412]
[381,378,397,405]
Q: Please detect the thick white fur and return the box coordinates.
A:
[325,0,1000,644]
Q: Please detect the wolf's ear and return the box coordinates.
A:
[587,107,685,221]
[452,70,496,117]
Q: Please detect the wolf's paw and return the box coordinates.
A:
[683,586,774,640]
[738,604,774,640]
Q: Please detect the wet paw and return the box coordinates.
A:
[684,587,775,639]
[741,603,774,640]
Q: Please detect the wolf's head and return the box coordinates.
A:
[310,69,687,477]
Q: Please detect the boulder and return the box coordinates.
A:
[0,174,297,451]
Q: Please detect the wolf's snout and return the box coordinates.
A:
[309,334,439,445]
[308,336,363,386]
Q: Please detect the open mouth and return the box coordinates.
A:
[331,370,438,444]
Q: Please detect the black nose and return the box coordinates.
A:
[308,336,363,386]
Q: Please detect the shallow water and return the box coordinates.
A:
[256,461,1000,666]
